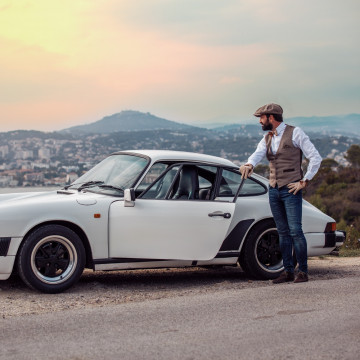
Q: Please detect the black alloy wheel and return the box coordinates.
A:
[18,225,85,293]
[239,220,284,280]
[255,228,283,272]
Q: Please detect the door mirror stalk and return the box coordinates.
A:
[124,188,135,207]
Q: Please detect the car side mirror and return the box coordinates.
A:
[124,188,135,207]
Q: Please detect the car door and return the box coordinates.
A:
[108,164,240,261]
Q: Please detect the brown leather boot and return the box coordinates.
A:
[272,271,295,284]
[294,271,308,283]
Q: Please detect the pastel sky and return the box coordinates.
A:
[1,0,359,131]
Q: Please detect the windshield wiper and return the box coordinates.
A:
[98,184,125,193]
[77,181,104,191]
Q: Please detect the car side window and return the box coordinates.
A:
[141,166,180,199]
[140,164,218,200]
[217,170,242,199]
[239,177,267,196]
[136,162,169,196]
[216,169,266,201]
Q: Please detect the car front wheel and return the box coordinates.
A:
[239,220,284,279]
[17,225,85,293]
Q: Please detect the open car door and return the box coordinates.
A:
[108,165,246,261]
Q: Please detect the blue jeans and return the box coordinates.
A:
[268,185,308,274]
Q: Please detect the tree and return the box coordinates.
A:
[321,158,338,168]
[345,144,360,168]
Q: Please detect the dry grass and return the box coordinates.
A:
[339,248,360,257]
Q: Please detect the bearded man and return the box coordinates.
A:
[240,103,322,283]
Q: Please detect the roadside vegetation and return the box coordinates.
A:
[256,144,360,255]
[305,144,360,255]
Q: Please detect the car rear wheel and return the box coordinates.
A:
[17,225,85,293]
[239,220,284,279]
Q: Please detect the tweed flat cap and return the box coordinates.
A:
[254,103,283,117]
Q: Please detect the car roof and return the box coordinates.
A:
[114,150,237,167]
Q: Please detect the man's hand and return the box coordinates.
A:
[288,180,308,195]
[239,164,253,179]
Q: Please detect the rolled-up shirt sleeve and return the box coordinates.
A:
[293,127,322,181]
[247,136,267,168]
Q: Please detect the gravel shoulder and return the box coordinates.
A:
[1,256,359,318]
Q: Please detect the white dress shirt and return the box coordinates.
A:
[247,122,322,181]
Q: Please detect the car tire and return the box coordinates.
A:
[17,225,85,293]
[239,220,284,280]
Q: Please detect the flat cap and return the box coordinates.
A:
[254,103,283,117]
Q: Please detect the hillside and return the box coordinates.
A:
[62,110,199,134]
[61,110,360,138]
[287,114,360,137]
[213,114,360,138]
[0,109,358,188]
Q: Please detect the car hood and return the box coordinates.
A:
[0,191,51,203]
[0,189,121,239]
[0,189,119,207]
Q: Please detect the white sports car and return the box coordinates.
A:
[0,150,344,293]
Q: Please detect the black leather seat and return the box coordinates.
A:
[172,166,199,200]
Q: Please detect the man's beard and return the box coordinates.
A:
[262,123,273,131]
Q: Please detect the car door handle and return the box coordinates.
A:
[208,212,231,219]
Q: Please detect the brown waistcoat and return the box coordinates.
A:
[266,125,303,188]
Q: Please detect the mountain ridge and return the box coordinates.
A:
[212,113,360,138]
[60,110,360,138]
[62,110,200,134]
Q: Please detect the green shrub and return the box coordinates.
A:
[304,155,360,251]
[344,225,360,250]
[307,194,327,213]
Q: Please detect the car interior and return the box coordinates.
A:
[170,165,200,200]
[138,162,266,201]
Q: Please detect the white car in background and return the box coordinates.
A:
[0,150,344,293]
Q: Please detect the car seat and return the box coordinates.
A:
[171,166,199,200]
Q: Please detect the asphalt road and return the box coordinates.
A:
[1,275,359,360]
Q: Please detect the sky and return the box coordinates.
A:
[1,0,359,131]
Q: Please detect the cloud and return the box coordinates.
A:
[0,0,359,130]
[108,0,360,46]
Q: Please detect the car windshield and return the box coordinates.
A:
[69,154,149,194]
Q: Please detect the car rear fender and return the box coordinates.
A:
[237,217,276,253]
[219,216,275,254]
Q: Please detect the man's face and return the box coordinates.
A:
[259,114,273,131]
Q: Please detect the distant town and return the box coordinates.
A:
[0,131,355,188]
[0,136,93,187]
[0,111,358,188]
